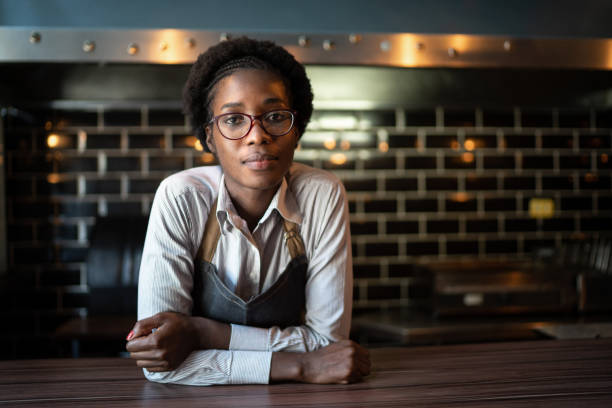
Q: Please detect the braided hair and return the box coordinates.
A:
[182,37,314,152]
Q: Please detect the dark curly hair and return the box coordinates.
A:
[182,37,313,152]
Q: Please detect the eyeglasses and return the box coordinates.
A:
[208,109,296,140]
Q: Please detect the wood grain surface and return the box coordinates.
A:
[1,338,611,407]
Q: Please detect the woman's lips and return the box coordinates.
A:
[242,153,278,170]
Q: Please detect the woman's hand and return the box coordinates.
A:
[126,312,230,372]
[271,339,371,384]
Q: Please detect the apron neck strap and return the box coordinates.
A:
[197,197,306,263]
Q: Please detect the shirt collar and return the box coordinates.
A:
[215,174,303,233]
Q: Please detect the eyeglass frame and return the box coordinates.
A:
[207,109,298,141]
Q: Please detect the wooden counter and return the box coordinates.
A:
[1,338,611,407]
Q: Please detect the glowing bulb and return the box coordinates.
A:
[47,134,60,148]
[461,152,474,163]
[329,153,347,165]
[323,138,337,150]
[47,173,61,184]
[201,153,215,164]
[194,139,204,151]
[340,140,351,150]
[378,141,389,152]
[451,192,470,202]
[464,139,475,151]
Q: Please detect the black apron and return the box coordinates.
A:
[192,198,307,328]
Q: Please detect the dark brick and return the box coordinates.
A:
[104,110,140,127]
[365,243,398,257]
[427,220,459,234]
[561,196,592,211]
[580,175,610,190]
[363,156,396,170]
[445,197,477,212]
[523,155,554,169]
[129,133,165,149]
[148,156,185,171]
[447,240,479,254]
[542,176,575,190]
[466,219,498,233]
[353,264,380,279]
[107,201,142,216]
[149,109,185,126]
[503,134,535,149]
[87,133,121,149]
[388,134,417,148]
[426,177,457,191]
[343,178,377,192]
[386,220,418,234]
[405,199,438,212]
[482,109,514,127]
[558,109,590,128]
[521,110,552,128]
[107,156,141,171]
[129,178,162,194]
[484,155,515,169]
[485,239,518,254]
[542,217,574,232]
[485,198,516,211]
[350,221,377,235]
[445,155,476,169]
[427,134,458,149]
[405,109,436,127]
[56,157,98,173]
[505,218,538,232]
[367,284,401,300]
[406,241,439,255]
[444,108,475,127]
[581,216,612,231]
[404,156,436,169]
[504,176,535,190]
[466,176,497,190]
[580,133,610,149]
[85,179,120,194]
[364,199,397,213]
[541,133,574,149]
[386,177,418,191]
[363,110,396,127]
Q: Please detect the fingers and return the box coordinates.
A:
[126,332,158,353]
[129,313,165,340]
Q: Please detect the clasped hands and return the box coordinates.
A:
[126,311,370,384]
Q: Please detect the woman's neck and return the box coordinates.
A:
[226,182,280,232]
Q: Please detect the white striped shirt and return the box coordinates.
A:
[137,162,352,385]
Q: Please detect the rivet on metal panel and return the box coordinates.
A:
[29,32,41,44]
[82,40,95,53]
[159,41,168,52]
[322,40,335,51]
[448,47,458,57]
[503,40,512,51]
[349,33,362,44]
[380,40,391,52]
[220,33,230,42]
[298,35,310,47]
[186,38,196,48]
[127,43,139,55]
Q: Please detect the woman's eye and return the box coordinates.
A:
[266,111,289,123]
[222,114,246,126]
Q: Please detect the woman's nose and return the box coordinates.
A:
[244,119,271,144]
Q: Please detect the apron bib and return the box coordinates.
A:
[192,199,307,328]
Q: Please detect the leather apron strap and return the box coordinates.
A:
[197,197,305,263]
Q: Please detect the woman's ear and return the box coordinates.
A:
[204,126,216,154]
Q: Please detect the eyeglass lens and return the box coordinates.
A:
[217,110,294,139]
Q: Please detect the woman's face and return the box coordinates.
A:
[205,68,298,198]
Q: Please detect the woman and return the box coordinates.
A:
[126,37,370,385]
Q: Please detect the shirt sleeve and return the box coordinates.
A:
[228,180,352,352]
[138,178,272,385]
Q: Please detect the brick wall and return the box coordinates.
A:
[3,101,612,357]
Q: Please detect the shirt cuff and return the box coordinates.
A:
[229,324,270,351]
[229,351,272,384]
